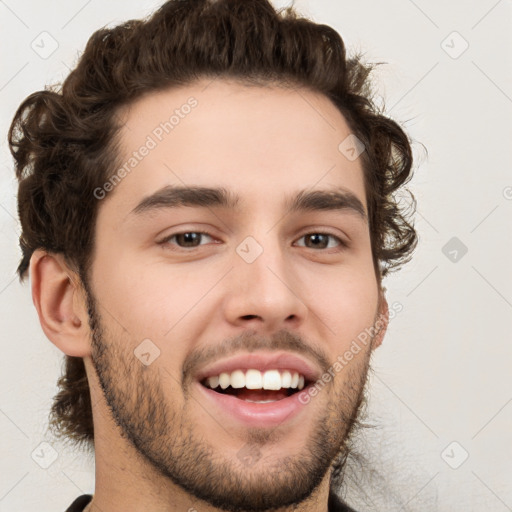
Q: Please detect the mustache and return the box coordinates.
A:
[181,329,331,387]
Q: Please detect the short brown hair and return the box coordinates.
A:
[8,0,416,470]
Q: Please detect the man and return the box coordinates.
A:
[8,0,416,510]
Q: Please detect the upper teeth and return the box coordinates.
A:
[205,369,306,391]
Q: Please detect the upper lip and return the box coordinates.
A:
[195,351,322,384]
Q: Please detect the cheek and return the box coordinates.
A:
[302,266,379,347]
[92,252,223,340]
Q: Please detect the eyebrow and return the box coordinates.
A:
[129,185,367,222]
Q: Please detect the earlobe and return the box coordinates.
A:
[372,290,389,350]
[30,249,91,357]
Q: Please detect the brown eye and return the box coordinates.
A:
[160,231,215,249]
[295,233,346,250]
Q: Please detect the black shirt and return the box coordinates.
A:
[65,493,357,511]
[65,495,91,511]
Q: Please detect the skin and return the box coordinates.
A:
[30,79,388,512]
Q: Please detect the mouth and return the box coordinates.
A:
[193,352,320,427]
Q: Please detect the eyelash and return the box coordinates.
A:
[158,230,348,252]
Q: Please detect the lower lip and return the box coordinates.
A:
[196,382,311,428]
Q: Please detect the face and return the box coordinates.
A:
[84,79,385,511]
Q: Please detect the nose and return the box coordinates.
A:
[221,236,308,333]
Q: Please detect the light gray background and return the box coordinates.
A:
[1,1,511,511]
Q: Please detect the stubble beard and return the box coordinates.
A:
[85,287,371,512]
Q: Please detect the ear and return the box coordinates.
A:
[30,249,91,357]
[371,289,389,350]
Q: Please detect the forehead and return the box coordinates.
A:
[104,78,366,218]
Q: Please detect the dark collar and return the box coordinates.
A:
[66,493,356,512]
[65,494,92,512]
[328,491,358,512]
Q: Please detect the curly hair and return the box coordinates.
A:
[8,0,417,480]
